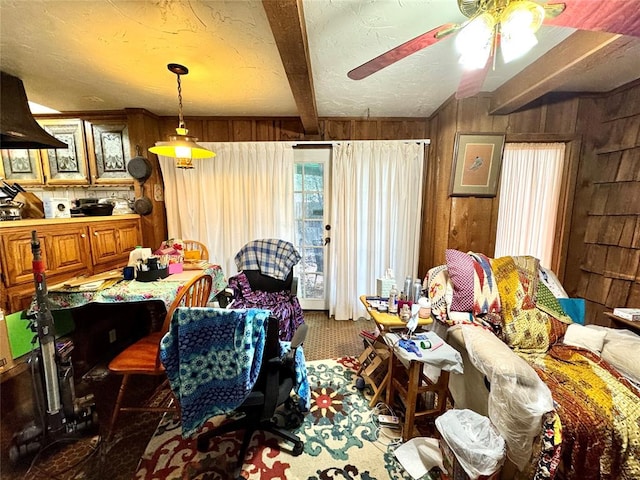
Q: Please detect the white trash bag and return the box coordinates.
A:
[435,409,506,480]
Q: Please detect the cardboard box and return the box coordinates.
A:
[0,310,16,373]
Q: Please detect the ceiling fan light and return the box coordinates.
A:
[501,1,545,34]
[501,29,539,63]
[456,13,495,54]
[456,13,495,69]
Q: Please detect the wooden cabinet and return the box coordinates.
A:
[0,215,141,313]
[0,225,90,286]
[0,149,45,184]
[38,118,90,185]
[89,219,141,266]
[84,120,132,184]
[0,115,135,186]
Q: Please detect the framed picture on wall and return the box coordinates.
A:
[450,133,505,197]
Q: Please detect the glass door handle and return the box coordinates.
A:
[324,237,331,246]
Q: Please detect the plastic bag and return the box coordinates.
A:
[435,409,505,479]
[460,324,553,470]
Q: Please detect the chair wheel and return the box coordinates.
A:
[196,436,209,452]
[292,441,303,456]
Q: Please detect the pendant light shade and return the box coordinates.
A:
[149,63,215,169]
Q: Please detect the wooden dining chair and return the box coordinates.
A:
[182,240,209,261]
[107,273,213,441]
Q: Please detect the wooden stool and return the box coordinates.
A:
[357,335,390,407]
[386,351,449,441]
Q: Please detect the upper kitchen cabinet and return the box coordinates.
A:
[2,115,136,186]
[38,118,90,185]
[85,120,133,184]
[0,148,45,184]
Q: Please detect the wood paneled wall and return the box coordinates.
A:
[419,93,583,277]
[568,81,640,325]
[157,117,429,142]
[421,81,640,324]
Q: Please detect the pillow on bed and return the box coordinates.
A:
[469,252,501,315]
[563,323,606,355]
[427,264,451,322]
[586,325,640,383]
[446,249,475,312]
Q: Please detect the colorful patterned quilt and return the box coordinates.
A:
[526,346,640,480]
[427,252,640,479]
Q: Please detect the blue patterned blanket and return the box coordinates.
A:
[160,307,269,437]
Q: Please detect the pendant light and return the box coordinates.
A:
[149,63,215,169]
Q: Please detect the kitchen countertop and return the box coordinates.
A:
[0,213,140,228]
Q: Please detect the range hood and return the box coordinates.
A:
[0,71,67,150]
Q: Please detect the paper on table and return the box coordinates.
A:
[394,437,447,479]
[161,270,202,282]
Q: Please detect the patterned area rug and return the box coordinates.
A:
[135,357,418,479]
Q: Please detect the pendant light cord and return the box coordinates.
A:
[176,73,185,130]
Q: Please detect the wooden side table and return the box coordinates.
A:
[604,312,640,335]
[386,351,449,441]
[359,295,433,331]
[357,295,434,407]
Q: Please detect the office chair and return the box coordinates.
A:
[228,239,304,341]
[195,317,308,467]
[182,239,209,261]
[107,273,212,440]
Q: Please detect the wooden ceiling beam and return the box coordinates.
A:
[490,31,627,115]
[262,0,319,135]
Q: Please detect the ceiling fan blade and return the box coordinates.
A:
[544,0,640,38]
[348,23,459,80]
[455,53,492,99]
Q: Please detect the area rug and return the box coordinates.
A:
[134,357,419,479]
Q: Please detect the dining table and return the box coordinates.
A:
[35,263,227,378]
[44,263,227,311]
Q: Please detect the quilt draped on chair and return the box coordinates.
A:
[160,307,269,437]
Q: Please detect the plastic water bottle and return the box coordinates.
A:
[388,285,398,314]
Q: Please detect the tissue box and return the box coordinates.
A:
[376,278,395,298]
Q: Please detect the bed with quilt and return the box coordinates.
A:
[426,250,640,480]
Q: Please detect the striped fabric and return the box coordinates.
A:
[235,239,301,281]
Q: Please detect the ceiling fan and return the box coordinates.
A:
[348,0,640,99]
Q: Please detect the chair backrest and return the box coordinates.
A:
[160,273,212,334]
[183,240,209,261]
[243,269,294,293]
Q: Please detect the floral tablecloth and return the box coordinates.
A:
[44,264,226,311]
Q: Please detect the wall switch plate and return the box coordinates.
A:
[108,329,116,343]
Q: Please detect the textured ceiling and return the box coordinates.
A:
[0,0,639,120]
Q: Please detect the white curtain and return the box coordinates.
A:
[330,141,425,320]
[158,142,295,277]
[494,143,565,268]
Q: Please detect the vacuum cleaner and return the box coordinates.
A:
[9,230,98,463]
